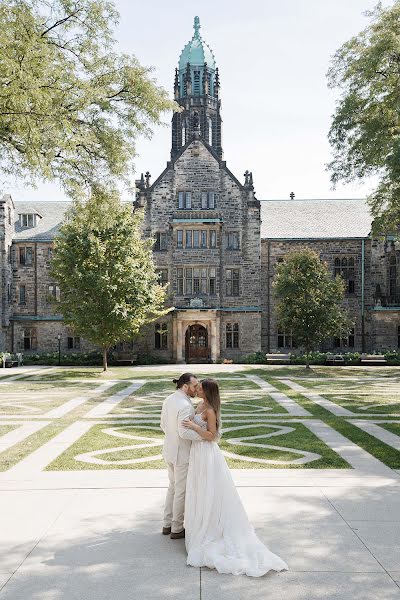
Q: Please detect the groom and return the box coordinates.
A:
[160,372,203,539]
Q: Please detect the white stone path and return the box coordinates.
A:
[350,420,400,452]
[280,378,400,417]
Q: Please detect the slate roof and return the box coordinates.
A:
[13,201,71,241]
[11,197,373,242]
[260,198,373,239]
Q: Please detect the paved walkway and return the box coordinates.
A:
[1,469,400,598]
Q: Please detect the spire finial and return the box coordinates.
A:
[194,16,200,37]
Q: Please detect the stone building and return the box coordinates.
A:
[0,17,399,361]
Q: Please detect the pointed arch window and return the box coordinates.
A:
[389,255,397,300]
[181,118,187,146]
[193,71,200,95]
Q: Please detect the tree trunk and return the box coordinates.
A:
[102,347,108,372]
[305,344,310,369]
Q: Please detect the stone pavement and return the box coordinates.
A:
[0,365,400,598]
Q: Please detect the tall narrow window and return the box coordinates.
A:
[209,268,216,295]
[334,256,355,294]
[226,269,240,296]
[178,191,184,209]
[389,255,397,300]
[47,284,60,301]
[155,323,168,349]
[7,283,11,303]
[154,232,167,251]
[185,191,192,209]
[398,325,400,349]
[193,230,200,248]
[209,230,217,248]
[181,118,187,146]
[193,71,200,95]
[185,268,193,294]
[19,247,33,266]
[177,268,184,295]
[226,323,239,348]
[177,230,183,249]
[227,232,240,250]
[208,117,213,145]
[201,231,207,248]
[185,230,192,248]
[23,328,37,350]
[201,191,216,209]
[19,285,26,304]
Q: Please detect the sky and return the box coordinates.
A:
[9,0,393,203]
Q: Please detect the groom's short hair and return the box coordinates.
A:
[172,373,196,389]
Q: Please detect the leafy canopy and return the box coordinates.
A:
[50,186,170,368]
[327,2,400,235]
[0,0,176,197]
[273,249,352,364]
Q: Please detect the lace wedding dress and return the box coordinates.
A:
[184,414,288,577]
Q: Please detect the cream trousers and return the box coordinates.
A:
[163,461,189,533]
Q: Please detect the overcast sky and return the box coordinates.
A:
[10,0,392,202]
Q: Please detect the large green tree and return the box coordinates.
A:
[50,186,170,370]
[273,249,352,368]
[327,2,400,235]
[0,0,176,197]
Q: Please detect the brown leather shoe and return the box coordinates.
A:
[170,529,185,539]
[162,526,171,535]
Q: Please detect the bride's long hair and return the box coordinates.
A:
[201,378,221,432]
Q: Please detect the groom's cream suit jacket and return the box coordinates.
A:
[160,389,202,465]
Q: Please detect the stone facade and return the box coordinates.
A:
[0,18,399,360]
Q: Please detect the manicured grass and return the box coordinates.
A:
[0,425,19,437]
[379,422,400,437]
[266,377,400,469]
[46,424,165,471]
[220,422,349,469]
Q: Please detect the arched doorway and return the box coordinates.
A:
[185,324,209,363]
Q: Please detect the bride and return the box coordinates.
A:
[182,378,288,578]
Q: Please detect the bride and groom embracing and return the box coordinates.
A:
[160,372,288,578]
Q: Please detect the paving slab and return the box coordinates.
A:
[254,521,384,573]
[200,571,400,600]
[320,486,400,522]
[347,521,400,572]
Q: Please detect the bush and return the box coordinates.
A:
[240,352,267,364]
[384,351,400,365]
[135,353,174,365]
[23,351,103,366]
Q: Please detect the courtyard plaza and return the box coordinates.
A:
[0,364,399,599]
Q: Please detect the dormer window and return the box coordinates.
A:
[19,212,41,228]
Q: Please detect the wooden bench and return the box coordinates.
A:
[360,354,387,365]
[326,353,345,365]
[112,353,138,366]
[266,353,290,364]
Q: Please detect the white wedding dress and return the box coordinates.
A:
[184,414,288,577]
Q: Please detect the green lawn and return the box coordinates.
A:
[0,366,399,472]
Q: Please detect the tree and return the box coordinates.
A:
[327,2,400,236]
[50,186,171,370]
[0,0,176,197]
[273,249,352,368]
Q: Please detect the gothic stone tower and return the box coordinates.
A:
[136,17,261,363]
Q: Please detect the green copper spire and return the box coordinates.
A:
[179,16,216,71]
[194,16,200,37]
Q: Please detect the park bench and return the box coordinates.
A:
[1,353,23,368]
[326,353,345,365]
[112,352,138,366]
[266,353,290,364]
[360,354,387,365]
